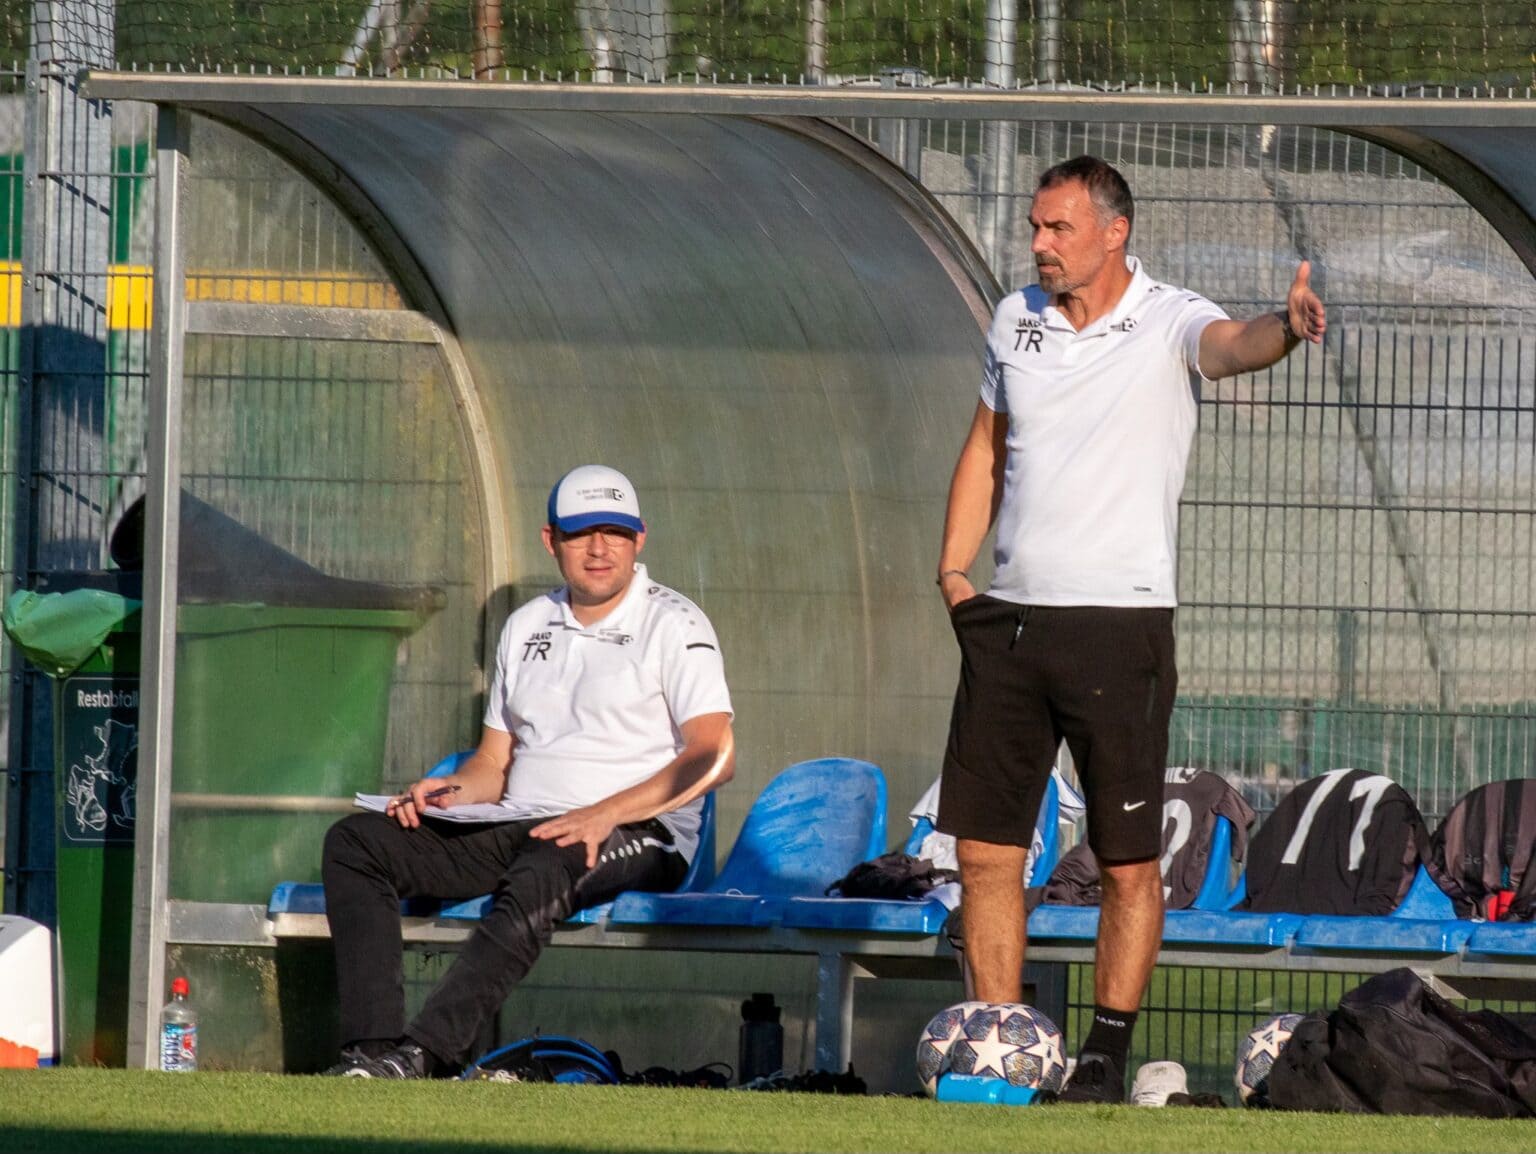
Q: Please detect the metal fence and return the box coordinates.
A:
[841,114,1536,824]
[5,0,1536,1089]
[82,1,1536,89]
[1,49,487,918]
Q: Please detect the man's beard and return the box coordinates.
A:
[1036,262,1071,292]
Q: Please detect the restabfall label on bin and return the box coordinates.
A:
[60,676,139,845]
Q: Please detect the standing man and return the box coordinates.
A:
[322,464,734,1078]
[934,156,1325,1102]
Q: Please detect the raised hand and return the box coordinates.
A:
[1288,261,1327,344]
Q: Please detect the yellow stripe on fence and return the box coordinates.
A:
[0,263,404,331]
[0,261,18,327]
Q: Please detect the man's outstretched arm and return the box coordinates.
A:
[1198,261,1327,381]
[528,712,735,867]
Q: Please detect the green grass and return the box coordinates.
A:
[1,1069,1532,1153]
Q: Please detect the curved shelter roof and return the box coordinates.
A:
[186,102,995,758]
[85,77,1536,274]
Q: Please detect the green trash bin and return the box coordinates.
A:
[168,602,436,904]
[4,580,142,1067]
[5,495,442,1066]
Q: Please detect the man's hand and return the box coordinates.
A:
[530,804,618,869]
[1199,261,1329,379]
[939,570,977,611]
[384,778,458,830]
[1287,261,1327,344]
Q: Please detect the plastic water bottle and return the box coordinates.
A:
[738,992,783,1084]
[159,977,198,1072]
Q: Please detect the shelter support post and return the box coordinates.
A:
[125,104,188,1070]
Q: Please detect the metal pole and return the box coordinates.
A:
[985,0,1017,85]
[4,59,45,919]
[1033,0,1062,83]
[814,952,854,1072]
[124,104,188,1071]
[806,0,827,83]
[1229,0,1286,89]
[639,0,670,82]
[473,0,505,79]
[980,0,1018,280]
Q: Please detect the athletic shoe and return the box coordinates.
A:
[1057,1051,1126,1104]
[321,1046,372,1076]
[344,1040,431,1079]
[1130,1060,1188,1107]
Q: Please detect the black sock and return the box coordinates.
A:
[1081,1005,1139,1068]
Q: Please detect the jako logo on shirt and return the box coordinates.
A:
[522,632,553,661]
[1014,316,1046,353]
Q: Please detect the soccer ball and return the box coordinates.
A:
[916,1000,991,1095]
[948,1004,1068,1094]
[918,1002,1067,1097]
[1234,1012,1304,1106]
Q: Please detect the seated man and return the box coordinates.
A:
[322,464,735,1078]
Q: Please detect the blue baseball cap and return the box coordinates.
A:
[547,465,645,534]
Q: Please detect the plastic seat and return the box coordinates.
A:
[781,777,1061,936]
[608,757,888,927]
[1464,921,1536,957]
[1028,815,1302,947]
[1293,864,1474,954]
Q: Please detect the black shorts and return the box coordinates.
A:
[936,598,1177,861]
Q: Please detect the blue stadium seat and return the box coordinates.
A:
[607,757,888,927]
[1464,920,1536,957]
[1161,865,1304,947]
[780,776,1061,935]
[1027,815,1303,947]
[1292,864,1473,954]
[1160,817,1304,946]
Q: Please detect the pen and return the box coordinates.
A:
[392,784,461,807]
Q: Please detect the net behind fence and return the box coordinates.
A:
[12,1,1536,88]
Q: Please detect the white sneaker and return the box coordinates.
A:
[1130,1060,1187,1107]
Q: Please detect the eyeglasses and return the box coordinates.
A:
[555,526,638,547]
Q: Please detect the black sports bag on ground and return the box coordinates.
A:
[1268,967,1536,1117]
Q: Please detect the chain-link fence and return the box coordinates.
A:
[0,1,1530,87]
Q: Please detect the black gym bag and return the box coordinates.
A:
[1268,967,1536,1117]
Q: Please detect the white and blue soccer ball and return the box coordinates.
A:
[1234,1012,1304,1106]
[918,1002,1067,1097]
[916,1000,991,1095]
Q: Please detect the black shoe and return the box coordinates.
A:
[321,1046,372,1076]
[345,1041,431,1079]
[1057,1051,1126,1104]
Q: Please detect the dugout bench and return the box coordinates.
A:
[164,756,1536,1074]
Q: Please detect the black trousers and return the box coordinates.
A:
[321,811,686,1064]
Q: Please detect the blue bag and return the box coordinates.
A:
[460,1034,619,1085]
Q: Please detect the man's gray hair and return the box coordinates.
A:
[1037,156,1135,237]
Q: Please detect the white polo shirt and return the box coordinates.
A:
[982,256,1227,607]
[482,563,732,862]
